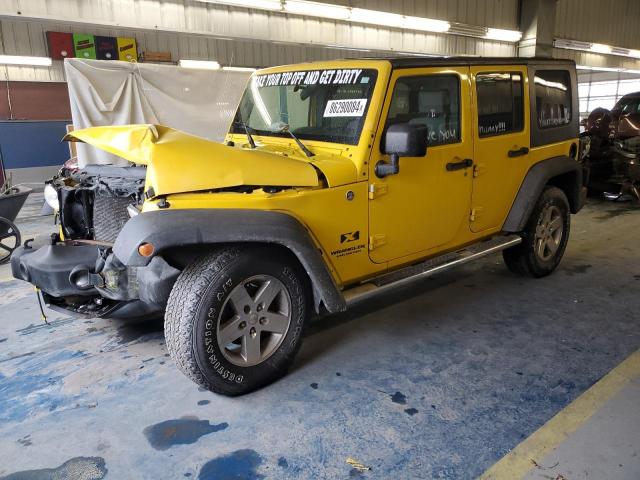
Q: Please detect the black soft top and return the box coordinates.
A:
[365,56,576,70]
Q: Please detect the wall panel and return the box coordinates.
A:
[0,0,519,82]
[0,82,71,120]
[0,21,516,82]
[555,0,640,50]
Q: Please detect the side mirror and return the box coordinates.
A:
[377,123,428,178]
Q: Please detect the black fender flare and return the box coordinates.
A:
[112,209,346,313]
[503,156,585,232]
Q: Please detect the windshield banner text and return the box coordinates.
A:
[255,69,364,88]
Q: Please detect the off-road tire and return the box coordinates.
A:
[165,246,309,396]
[503,186,571,277]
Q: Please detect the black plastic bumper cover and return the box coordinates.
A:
[11,244,100,297]
[11,243,179,318]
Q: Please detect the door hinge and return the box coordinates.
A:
[473,163,487,178]
[369,234,387,250]
[368,183,388,200]
[470,207,484,222]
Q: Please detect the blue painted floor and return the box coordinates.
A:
[0,195,639,479]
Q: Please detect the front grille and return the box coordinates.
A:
[92,192,132,243]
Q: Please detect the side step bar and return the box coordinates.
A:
[343,235,522,306]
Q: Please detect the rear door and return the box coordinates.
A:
[470,66,530,233]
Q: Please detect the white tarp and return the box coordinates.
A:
[65,58,252,167]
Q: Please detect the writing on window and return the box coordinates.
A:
[386,75,461,147]
[535,70,572,128]
[476,72,524,137]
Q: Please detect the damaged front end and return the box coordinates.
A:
[11,123,327,318]
[11,163,180,318]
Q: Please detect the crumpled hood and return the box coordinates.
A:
[65,124,321,196]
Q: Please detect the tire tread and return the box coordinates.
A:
[503,186,570,278]
[165,248,240,394]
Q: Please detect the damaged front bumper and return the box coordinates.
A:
[11,238,180,319]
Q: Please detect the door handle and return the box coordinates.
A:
[446,158,473,171]
[508,146,529,157]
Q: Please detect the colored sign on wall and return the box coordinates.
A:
[95,36,118,60]
[46,31,75,60]
[117,37,138,62]
[73,33,96,59]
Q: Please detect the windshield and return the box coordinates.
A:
[231,68,378,145]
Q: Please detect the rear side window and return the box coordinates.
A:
[386,75,460,147]
[476,72,524,137]
[534,70,572,128]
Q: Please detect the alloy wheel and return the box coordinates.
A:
[216,275,292,367]
[534,205,564,262]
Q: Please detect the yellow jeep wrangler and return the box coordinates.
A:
[12,57,586,395]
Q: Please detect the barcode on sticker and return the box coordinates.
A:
[324,99,368,117]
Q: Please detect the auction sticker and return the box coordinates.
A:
[324,99,368,117]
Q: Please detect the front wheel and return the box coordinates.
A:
[165,246,309,396]
[503,186,571,277]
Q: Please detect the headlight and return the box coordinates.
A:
[43,184,59,211]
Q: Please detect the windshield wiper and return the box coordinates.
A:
[234,121,256,149]
[278,124,315,157]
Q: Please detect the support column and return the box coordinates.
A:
[518,0,557,58]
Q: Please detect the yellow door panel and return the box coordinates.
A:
[368,67,474,263]
[470,66,531,233]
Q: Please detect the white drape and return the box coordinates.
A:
[64,58,252,167]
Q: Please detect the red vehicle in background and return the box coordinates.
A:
[583,92,640,200]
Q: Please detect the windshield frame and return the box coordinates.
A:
[230,67,380,147]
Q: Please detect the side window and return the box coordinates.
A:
[621,98,640,114]
[476,72,524,137]
[386,75,460,147]
[534,70,572,128]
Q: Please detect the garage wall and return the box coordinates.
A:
[0,82,70,120]
[0,82,71,185]
[555,0,640,50]
[321,0,520,29]
[0,0,519,82]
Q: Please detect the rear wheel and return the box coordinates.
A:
[165,246,309,395]
[503,186,571,277]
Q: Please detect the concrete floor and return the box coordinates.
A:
[522,375,640,480]
[0,194,638,479]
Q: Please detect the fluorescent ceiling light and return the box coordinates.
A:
[0,55,52,66]
[576,65,624,72]
[197,0,521,42]
[214,0,282,10]
[222,66,257,72]
[403,16,450,33]
[590,43,612,54]
[350,8,404,29]
[285,0,350,20]
[557,38,640,60]
[485,28,522,42]
[179,59,221,70]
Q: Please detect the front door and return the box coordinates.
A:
[469,66,530,233]
[368,67,473,264]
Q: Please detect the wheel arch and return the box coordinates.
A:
[503,156,586,233]
[112,209,346,313]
